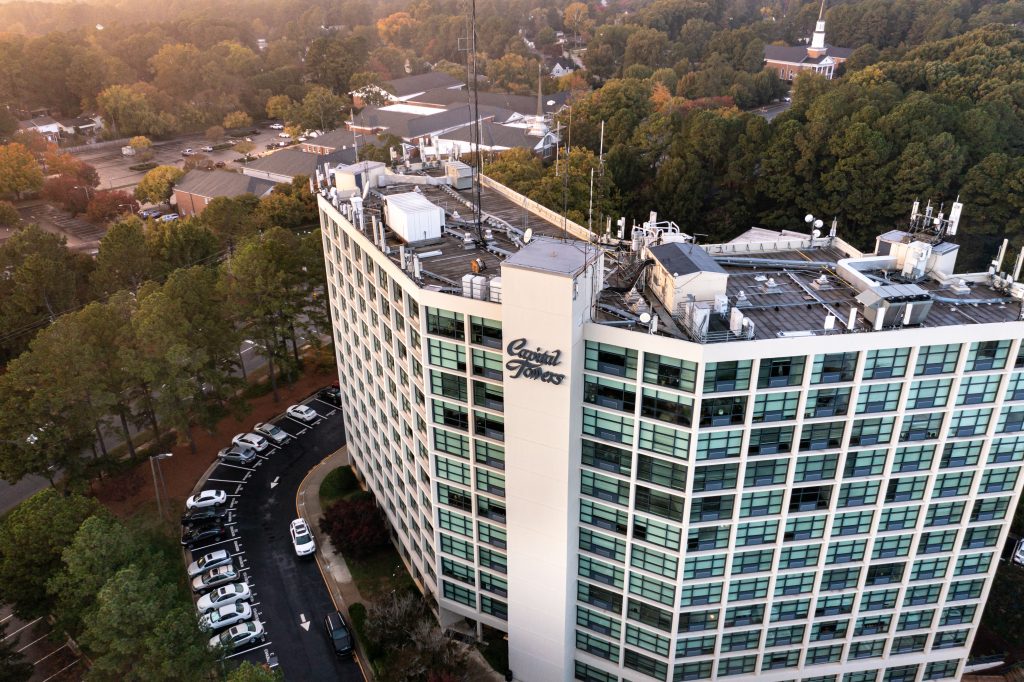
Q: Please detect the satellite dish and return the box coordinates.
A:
[639,312,652,324]
[813,219,824,229]
[804,214,814,224]
[546,99,556,106]
[812,229,821,238]
[523,228,533,244]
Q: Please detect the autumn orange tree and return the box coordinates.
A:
[0,143,43,199]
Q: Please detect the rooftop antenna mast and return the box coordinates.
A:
[560,105,572,241]
[350,108,359,159]
[468,0,485,244]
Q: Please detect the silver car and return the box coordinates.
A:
[209,620,265,650]
[187,549,232,578]
[254,422,288,444]
[196,582,252,613]
[199,601,252,632]
[217,445,256,465]
[192,565,239,593]
[232,432,270,452]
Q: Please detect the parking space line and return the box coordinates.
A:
[255,454,271,461]
[3,617,40,640]
[39,657,81,682]
[283,416,310,429]
[224,641,272,660]
[17,632,51,652]
[218,463,257,472]
[0,614,12,624]
[206,477,246,484]
[230,550,246,557]
[312,398,337,409]
[32,643,67,665]
[190,537,236,551]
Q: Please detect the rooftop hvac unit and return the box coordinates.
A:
[461,273,474,297]
[714,294,729,315]
[729,307,745,335]
[856,284,933,327]
[488,277,502,303]
[383,192,444,242]
[949,279,970,295]
[471,275,488,300]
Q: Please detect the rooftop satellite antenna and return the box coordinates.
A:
[639,312,652,324]
[523,227,533,244]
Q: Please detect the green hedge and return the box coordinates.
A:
[319,466,359,507]
[129,162,158,171]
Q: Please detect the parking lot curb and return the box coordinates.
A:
[296,446,373,681]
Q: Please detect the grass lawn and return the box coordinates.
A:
[347,544,416,600]
[318,465,359,508]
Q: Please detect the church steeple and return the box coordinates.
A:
[807,0,828,56]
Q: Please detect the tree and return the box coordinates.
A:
[0,143,43,199]
[297,86,348,133]
[265,94,297,122]
[319,498,391,559]
[0,621,31,682]
[256,179,316,230]
[129,135,153,161]
[0,201,18,227]
[85,190,137,225]
[227,663,283,682]
[377,12,420,49]
[204,125,224,143]
[563,2,591,48]
[144,218,220,274]
[91,218,153,294]
[200,195,262,248]
[0,490,102,619]
[223,111,252,130]
[483,148,544,196]
[134,165,185,205]
[0,108,17,140]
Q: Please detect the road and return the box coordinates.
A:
[185,392,361,681]
[751,99,793,122]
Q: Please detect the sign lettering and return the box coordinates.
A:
[505,338,566,385]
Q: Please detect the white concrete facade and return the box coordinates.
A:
[319,192,1024,682]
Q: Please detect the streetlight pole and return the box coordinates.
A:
[150,452,172,521]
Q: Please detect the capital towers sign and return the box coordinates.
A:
[505,338,566,385]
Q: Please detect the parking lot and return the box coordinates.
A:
[0,606,83,681]
[182,392,361,681]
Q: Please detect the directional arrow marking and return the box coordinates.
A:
[270,476,280,489]
[299,614,310,631]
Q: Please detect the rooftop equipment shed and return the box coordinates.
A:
[384,192,445,242]
[445,160,473,190]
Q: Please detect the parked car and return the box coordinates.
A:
[192,565,239,593]
[196,582,251,613]
[265,143,278,150]
[138,208,162,219]
[323,611,353,658]
[217,445,257,465]
[276,141,288,147]
[277,132,291,138]
[317,387,341,406]
[232,432,270,452]
[209,620,265,651]
[200,145,214,152]
[286,404,318,423]
[269,123,284,130]
[182,506,228,527]
[215,161,226,168]
[160,213,179,222]
[199,602,253,632]
[187,549,232,578]
[181,148,195,156]
[254,422,289,444]
[186,489,227,510]
[181,522,226,549]
[290,518,316,557]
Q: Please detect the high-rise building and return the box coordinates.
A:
[318,163,1024,682]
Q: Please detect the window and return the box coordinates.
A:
[947,408,991,438]
[676,635,716,657]
[958,374,1002,405]
[582,439,632,476]
[796,454,839,482]
[857,382,902,414]
[940,604,976,626]
[813,351,858,383]
[849,639,885,659]
[934,629,969,649]
[972,497,1010,522]
[441,557,474,585]
[947,579,984,601]
[475,441,505,469]
[838,480,880,507]
[479,522,507,549]
[579,529,625,561]
[643,353,697,392]
[961,529,999,553]
[758,356,806,388]
[845,448,887,476]
[718,655,757,677]
[745,459,789,486]
[625,625,670,657]
[437,483,472,512]
[703,360,752,392]
[728,577,769,602]
[577,581,623,613]
[438,509,472,536]
[696,430,742,460]
[584,375,637,413]
[583,408,634,445]
[779,545,820,569]
[440,533,473,560]
[885,666,921,682]
[748,427,794,456]
[473,411,504,441]
[627,599,673,632]
[897,610,934,631]
[641,388,692,426]
[637,486,685,522]
[821,568,859,591]
[934,472,974,497]
[811,619,850,640]
[775,572,815,596]
[886,475,927,502]
[854,615,892,636]
[925,501,965,527]
[679,583,722,607]
[436,456,470,485]
[736,521,778,547]
[732,549,774,575]
[434,428,469,458]
[638,422,690,459]
[575,631,618,662]
[981,466,1020,492]
[426,308,464,340]
[850,417,894,446]
[687,526,729,551]
[677,609,719,633]
[904,584,942,606]
[428,339,466,371]
[806,387,852,418]
[740,490,784,517]
[893,445,934,472]
[919,529,958,554]
[721,630,760,652]
[724,604,764,627]
[676,661,713,681]
[765,649,801,670]
[693,464,738,492]
[631,545,677,579]
[866,563,904,586]
[865,347,910,379]
[581,470,629,506]
[968,339,1011,371]
[433,400,468,430]
[637,455,687,490]
[766,624,805,646]
[753,391,800,422]
[916,344,961,375]
[471,348,503,379]
[684,554,727,580]
[578,556,623,588]
[873,535,912,559]
[907,378,952,409]
[469,316,501,348]
[806,645,844,664]
[924,660,960,681]
[879,506,919,531]
[1006,372,1024,401]
[628,573,675,606]
[473,381,504,411]
[789,485,831,512]
[700,396,747,426]
[990,436,1024,463]
[800,422,845,451]
[784,515,827,541]
[443,580,475,606]
[431,370,467,401]
[585,341,637,379]
[632,516,681,551]
[826,540,866,564]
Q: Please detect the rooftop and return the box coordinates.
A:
[174,169,276,199]
[504,237,596,277]
[242,147,353,180]
[383,72,463,98]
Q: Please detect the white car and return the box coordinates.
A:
[192,565,239,593]
[290,518,316,557]
[269,123,284,130]
[232,432,269,452]
[209,620,265,651]
[200,145,214,152]
[199,601,252,632]
[186,489,227,510]
[277,132,291,138]
[160,213,179,222]
[196,582,251,613]
[254,422,288,444]
[286,404,318,423]
[187,549,232,578]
